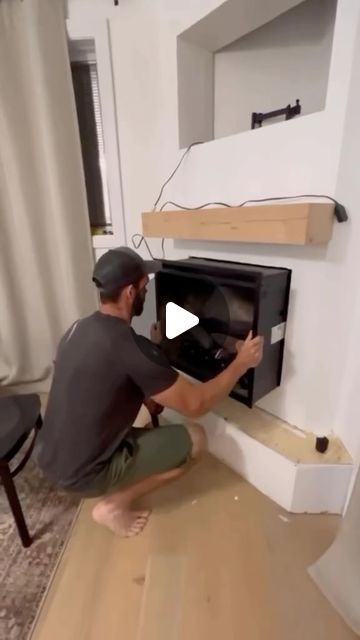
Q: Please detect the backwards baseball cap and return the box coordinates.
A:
[92,247,161,292]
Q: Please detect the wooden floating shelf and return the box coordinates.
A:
[142,202,335,245]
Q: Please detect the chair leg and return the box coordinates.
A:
[0,461,32,548]
[151,414,160,428]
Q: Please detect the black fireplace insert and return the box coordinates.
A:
[155,257,291,407]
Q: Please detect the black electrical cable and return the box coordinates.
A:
[159,200,232,211]
[159,194,339,212]
[131,141,203,260]
[237,194,339,208]
[152,141,203,211]
[131,233,157,260]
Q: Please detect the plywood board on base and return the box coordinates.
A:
[214,397,352,465]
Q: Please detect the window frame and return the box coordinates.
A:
[67,16,126,249]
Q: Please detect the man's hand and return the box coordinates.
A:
[235,331,264,370]
[150,321,162,344]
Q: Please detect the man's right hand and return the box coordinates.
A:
[150,321,162,344]
[151,330,264,419]
[235,331,264,370]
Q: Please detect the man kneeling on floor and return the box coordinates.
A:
[37,248,263,538]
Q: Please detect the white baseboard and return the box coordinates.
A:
[165,408,353,515]
[290,464,353,514]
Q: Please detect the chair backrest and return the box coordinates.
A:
[0,394,40,458]
[0,397,21,455]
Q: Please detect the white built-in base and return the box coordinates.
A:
[165,400,353,515]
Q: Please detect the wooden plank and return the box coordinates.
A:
[213,397,353,465]
[30,457,356,640]
[142,202,334,245]
[136,554,187,640]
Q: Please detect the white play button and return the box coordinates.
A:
[165,302,199,339]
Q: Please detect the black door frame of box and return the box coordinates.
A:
[155,257,292,408]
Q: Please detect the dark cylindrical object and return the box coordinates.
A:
[316,436,329,453]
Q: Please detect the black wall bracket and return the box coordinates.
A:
[251,99,301,129]
[114,0,119,5]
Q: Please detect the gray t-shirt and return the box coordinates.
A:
[37,312,178,490]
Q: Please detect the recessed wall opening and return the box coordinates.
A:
[177,0,338,148]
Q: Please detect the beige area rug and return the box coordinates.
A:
[0,457,79,640]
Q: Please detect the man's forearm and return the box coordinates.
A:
[191,359,248,416]
[151,332,263,418]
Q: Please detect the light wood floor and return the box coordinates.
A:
[31,455,357,640]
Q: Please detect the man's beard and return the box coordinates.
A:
[132,288,146,317]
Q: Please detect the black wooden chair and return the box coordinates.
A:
[0,394,42,548]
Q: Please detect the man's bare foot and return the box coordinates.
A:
[92,503,151,537]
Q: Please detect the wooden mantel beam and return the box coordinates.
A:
[142,202,335,246]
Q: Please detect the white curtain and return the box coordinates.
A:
[0,0,97,392]
[309,467,360,635]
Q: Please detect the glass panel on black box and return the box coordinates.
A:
[157,271,255,383]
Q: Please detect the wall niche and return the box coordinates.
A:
[177,0,337,148]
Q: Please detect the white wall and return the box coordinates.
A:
[331,13,360,460]
[177,39,214,148]
[179,0,304,51]
[67,0,114,18]
[214,0,337,138]
[69,0,360,458]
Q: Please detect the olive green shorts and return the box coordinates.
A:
[74,424,192,498]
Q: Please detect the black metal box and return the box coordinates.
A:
[156,257,291,407]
